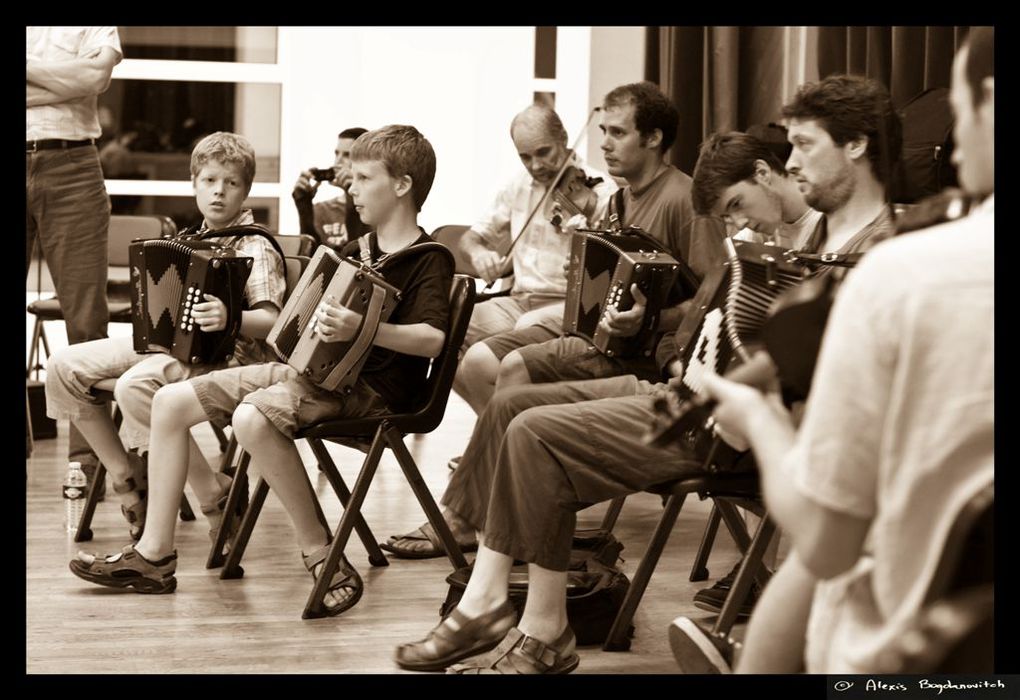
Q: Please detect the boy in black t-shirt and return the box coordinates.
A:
[70,126,453,616]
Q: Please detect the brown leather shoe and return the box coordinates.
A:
[448,626,580,674]
[395,600,516,672]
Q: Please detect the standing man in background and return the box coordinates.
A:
[27,26,123,495]
[292,127,369,249]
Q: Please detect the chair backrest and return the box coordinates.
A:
[431,225,477,277]
[397,274,476,433]
[283,255,310,303]
[274,234,317,257]
[108,214,177,266]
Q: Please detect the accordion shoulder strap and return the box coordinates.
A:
[608,189,627,231]
[361,238,455,275]
[357,233,375,267]
[785,250,864,269]
[189,224,287,267]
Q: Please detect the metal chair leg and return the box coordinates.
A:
[307,438,389,568]
[386,425,467,571]
[711,515,777,637]
[303,426,388,619]
[208,451,251,570]
[600,496,626,533]
[603,491,689,651]
[689,503,722,582]
[219,464,268,579]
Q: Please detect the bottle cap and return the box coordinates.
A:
[69,461,82,469]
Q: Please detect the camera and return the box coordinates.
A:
[310,167,336,182]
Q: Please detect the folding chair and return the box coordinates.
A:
[272,233,317,257]
[601,444,777,651]
[205,254,310,568]
[431,225,513,300]
[219,275,476,618]
[27,214,176,380]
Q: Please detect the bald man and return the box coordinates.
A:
[453,104,617,413]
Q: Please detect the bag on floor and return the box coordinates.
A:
[439,528,633,646]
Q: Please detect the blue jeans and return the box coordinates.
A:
[27,144,111,467]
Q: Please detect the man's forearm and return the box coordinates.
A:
[27,48,118,100]
[26,82,66,107]
[459,229,494,258]
[744,405,805,536]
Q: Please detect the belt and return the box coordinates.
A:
[26,138,97,153]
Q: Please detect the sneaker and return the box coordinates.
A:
[81,462,106,502]
[668,616,738,673]
[692,561,761,617]
[448,455,462,471]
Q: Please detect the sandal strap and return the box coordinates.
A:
[458,625,575,674]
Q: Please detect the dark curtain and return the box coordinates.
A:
[648,26,970,175]
[817,26,969,109]
[646,27,785,175]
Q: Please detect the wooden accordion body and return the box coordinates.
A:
[563,228,682,357]
[267,245,401,392]
[129,238,253,365]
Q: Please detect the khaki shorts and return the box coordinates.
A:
[189,361,389,438]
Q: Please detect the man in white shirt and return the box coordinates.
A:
[27,26,122,493]
[453,104,616,412]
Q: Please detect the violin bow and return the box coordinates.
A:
[482,106,602,291]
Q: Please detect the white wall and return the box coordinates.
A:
[586,27,647,172]
[278,26,569,235]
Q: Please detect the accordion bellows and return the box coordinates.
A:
[267,245,401,392]
[129,238,253,364]
[563,230,681,357]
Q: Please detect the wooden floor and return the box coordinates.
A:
[25,307,751,675]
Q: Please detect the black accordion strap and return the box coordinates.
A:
[785,250,864,268]
[357,234,374,267]
[370,240,455,275]
[189,224,287,268]
[608,189,626,231]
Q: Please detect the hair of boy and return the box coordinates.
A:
[339,127,369,141]
[509,103,568,146]
[962,27,994,108]
[602,81,680,153]
[350,125,436,212]
[189,131,257,191]
[691,131,788,215]
[781,74,903,186]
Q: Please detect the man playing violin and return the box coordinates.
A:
[452,104,616,414]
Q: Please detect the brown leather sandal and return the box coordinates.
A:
[302,544,364,617]
[395,600,517,672]
[447,626,579,675]
[112,453,148,540]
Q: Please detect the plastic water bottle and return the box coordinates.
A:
[63,462,87,534]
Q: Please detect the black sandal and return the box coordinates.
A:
[302,544,364,617]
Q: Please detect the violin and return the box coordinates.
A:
[483,107,603,290]
[894,188,975,234]
[548,164,604,228]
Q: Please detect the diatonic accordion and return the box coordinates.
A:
[563,228,686,357]
[669,237,807,461]
[267,245,401,392]
[129,238,253,364]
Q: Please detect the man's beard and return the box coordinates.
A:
[805,164,856,214]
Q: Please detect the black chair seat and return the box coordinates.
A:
[646,471,760,498]
[109,302,133,324]
[26,297,63,319]
[298,405,440,442]
[27,296,133,323]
